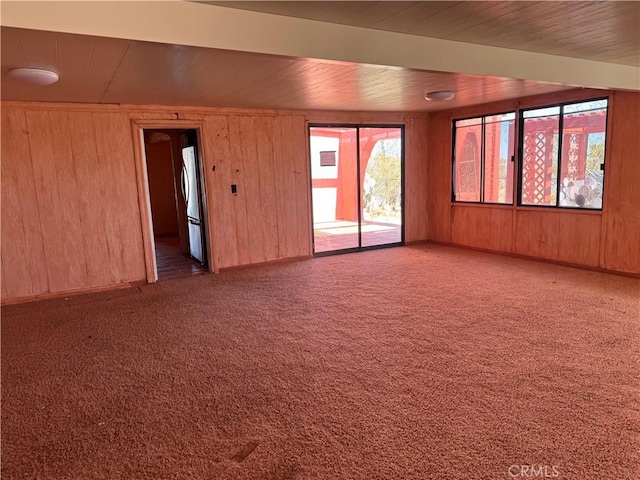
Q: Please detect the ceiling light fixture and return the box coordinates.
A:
[425,90,455,102]
[8,68,59,85]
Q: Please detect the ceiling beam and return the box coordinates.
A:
[2,0,638,91]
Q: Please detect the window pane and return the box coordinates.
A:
[563,99,607,114]
[360,128,402,247]
[559,104,607,209]
[455,117,482,128]
[453,122,482,202]
[523,106,560,119]
[310,127,359,253]
[485,112,515,124]
[483,115,515,204]
[521,111,559,206]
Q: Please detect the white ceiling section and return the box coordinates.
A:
[206,1,640,67]
[1,1,638,112]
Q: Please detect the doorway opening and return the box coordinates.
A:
[309,125,404,255]
[143,128,208,280]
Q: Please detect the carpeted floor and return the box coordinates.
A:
[2,245,639,480]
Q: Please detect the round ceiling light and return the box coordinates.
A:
[8,68,59,85]
[425,90,455,102]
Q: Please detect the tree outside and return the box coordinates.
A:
[363,140,401,222]
[587,136,604,172]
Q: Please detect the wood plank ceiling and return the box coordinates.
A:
[205,1,640,66]
[1,26,575,112]
[2,1,638,111]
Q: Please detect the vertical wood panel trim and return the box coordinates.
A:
[273,117,295,259]
[25,111,75,293]
[255,117,280,262]
[193,125,219,273]
[1,110,49,297]
[404,116,429,242]
[68,112,118,286]
[227,117,252,265]
[203,115,238,269]
[94,114,147,282]
[1,265,8,300]
[298,117,313,257]
[598,92,615,269]
[130,121,158,282]
[49,111,90,289]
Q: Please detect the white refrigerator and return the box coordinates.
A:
[181,143,206,264]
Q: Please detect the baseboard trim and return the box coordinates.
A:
[426,240,640,279]
[404,239,429,246]
[2,256,313,305]
[4,244,635,306]
[218,255,313,272]
[1,280,145,307]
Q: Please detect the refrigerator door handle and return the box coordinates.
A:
[180,162,189,206]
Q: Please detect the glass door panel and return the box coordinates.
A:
[310,127,359,253]
[360,128,402,248]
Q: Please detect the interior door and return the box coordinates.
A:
[181,132,206,264]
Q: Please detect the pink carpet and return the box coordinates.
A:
[2,245,639,479]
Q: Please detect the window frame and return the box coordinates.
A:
[451,110,516,205]
[516,97,609,211]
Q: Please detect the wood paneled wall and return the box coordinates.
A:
[426,113,452,244]
[426,89,640,275]
[1,109,146,301]
[450,205,514,254]
[600,91,640,273]
[2,104,429,303]
[2,90,635,305]
[404,116,429,243]
[200,114,311,269]
[513,210,601,267]
[2,90,635,304]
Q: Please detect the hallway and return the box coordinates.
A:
[155,237,207,281]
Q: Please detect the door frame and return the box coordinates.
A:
[307,123,405,256]
[131,119,217,283]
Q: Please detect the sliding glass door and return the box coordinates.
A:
[309,125,403,255]
[359,127,403,247]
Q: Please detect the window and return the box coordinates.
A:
[319,151,337,167]
[452,112,515,204]
[519,99,607,209]
[451,98,608,210]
